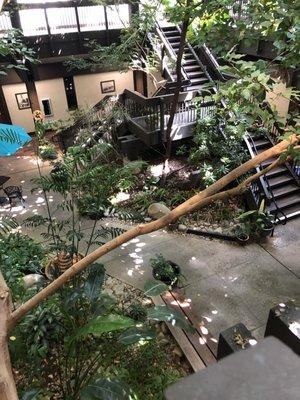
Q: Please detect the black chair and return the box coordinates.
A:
[4,186,25,208]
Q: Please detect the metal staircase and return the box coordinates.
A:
[245,133,300,222]
[159,25,212,92]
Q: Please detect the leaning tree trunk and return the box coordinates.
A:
[0,273,18,400]
[8,136,297,331]
[0,136,298,399]
[164,0,192,161]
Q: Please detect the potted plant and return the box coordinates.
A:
[238,200,274,240]
[150,254,184,287]
[233,225,250,244]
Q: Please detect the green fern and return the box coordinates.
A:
[0,217,20,238]
[23,215,49,228]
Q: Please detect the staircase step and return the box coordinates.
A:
[271,184,300,199]
[187,71,205,78]
[190,77,209,85]
[266,173,294,189]
[184,64,201,72]
[261,157,278,167]
[267,193,300,213]
[183,53,195,59]
[168,36,181,43]
[164,30,179,37]
[251,139,271,149]
[183,59,198,66]
[273,203,300,221]
[265,165,288,178]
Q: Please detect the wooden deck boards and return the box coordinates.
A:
[153,290,218,372]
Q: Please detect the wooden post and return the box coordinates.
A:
[25,80,39,112]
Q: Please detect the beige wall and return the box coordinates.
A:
[74,70,134,108]
[2,83,35,132]
[2,78,69,132]
[147,68,166,97]
[266,82,292,119]
[2,71,134,132]
[36,78,69,122]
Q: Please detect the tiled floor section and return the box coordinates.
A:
[1,146,299,342]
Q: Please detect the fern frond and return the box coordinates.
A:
[23,215,49,228]
[0,217,20,237]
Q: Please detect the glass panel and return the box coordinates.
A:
[0,12,12,33]
[46,7,78,34]
[78,5,106,32]
[106,4,130,29]
[19,9,48,36]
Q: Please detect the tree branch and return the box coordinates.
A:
[0,273,18,400]
[8,136,297,330]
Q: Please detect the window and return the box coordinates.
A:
[41,98,53,117]
[106,4,130,29]
[78,6,106,32]
[63,76,78,110]
[46,7,78,34]
[0,12,12,35]
[19,9,48,36]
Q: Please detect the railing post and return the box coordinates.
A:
[159,99,165,141]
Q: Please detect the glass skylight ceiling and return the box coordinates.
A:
[2,2,130,36]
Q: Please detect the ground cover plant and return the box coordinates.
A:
[7,253,191,399]
[0,127,298,400]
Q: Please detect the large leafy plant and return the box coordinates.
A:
[11,263,191,399]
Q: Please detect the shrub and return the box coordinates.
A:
[150,254,182,287]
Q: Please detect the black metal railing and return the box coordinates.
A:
[245,133,288,224]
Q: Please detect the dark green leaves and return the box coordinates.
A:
[118,327,156,345]
[70,314,136,342]
[84,263,105,304]
[147,305,194,332]
[144,280,169,297]
[80,378,136,400]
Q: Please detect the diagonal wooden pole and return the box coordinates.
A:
[8,135,297,331]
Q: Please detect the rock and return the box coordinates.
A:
[215,227,223,233]
[172,347,183,358]
[178,224,187,232]
[148,203,171,220]
[23,274,44,289]
[144,217,152,222]
[113,284,124,296]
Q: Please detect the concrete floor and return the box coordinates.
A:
[0,148,299,342]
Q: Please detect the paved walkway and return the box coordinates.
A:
[0,148,299,341]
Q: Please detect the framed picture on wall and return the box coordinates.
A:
[100,80,116,94]
[15,92,30,110]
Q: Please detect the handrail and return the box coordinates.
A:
[59,95,113,151]
[154,22,190,85]
[245,133,288,224]
[244,134,272,202]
